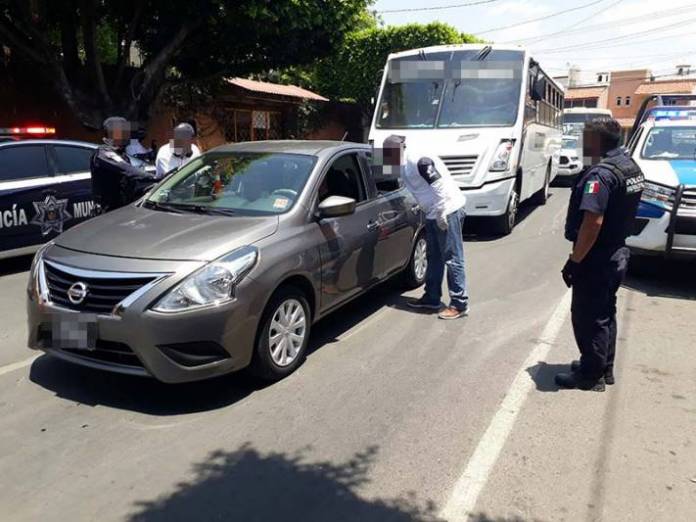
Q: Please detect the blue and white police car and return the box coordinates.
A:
[627,117,696,256]
[0,133,97,259]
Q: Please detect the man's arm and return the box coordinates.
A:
[570,211,604,263]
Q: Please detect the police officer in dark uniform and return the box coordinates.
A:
[91,116,157,213]
[557,118,645,392]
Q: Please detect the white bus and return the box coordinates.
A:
[368,44,564,235]
[562,107,613,136]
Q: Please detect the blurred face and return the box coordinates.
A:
[582,128,602,167]
[108,122,131,148]
[173,130,193,156]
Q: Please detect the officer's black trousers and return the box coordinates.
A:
[571,247,630,380]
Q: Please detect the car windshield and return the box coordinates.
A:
[146,152,317,215]
[562,137,578,149]
[641,127,696,160]
[562,113,611,124]
[376,49,524,129]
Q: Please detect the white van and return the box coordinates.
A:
[368,44,563,235]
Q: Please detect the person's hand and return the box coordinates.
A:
[561,258,581,288]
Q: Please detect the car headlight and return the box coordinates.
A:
[642,181,674,209]
[489,140,514,172]
[28,242,53,301]
[152,246,258,312]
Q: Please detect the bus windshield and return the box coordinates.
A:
[376,49,524,129]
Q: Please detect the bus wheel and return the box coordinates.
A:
[493,186,519,236]
[533,165,551,205]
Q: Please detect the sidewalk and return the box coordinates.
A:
[471,280,696,521]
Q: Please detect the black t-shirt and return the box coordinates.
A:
[565,148,644,251]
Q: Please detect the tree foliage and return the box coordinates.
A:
[312,22,481,117]
[0,0,371,128]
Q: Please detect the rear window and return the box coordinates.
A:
[0,145,51,181]
[53,146,94,174]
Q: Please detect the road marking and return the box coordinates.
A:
[0,354,40,377]
[439,289,572,521]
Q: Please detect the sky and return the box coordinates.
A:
[372,0,696,84]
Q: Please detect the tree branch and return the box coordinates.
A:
[80,0,112,107]
[115,2,145,89]
[127,18,201,117]
[0,16,49,64]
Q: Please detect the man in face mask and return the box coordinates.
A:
[155,122,202,179]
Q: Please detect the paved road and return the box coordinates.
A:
[0,187,694,521]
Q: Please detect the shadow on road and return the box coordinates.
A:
[0,254,33,276]
[28,281,407,416]
[127,444,442,522]
[526,362,569,392]
[623,256,696,300]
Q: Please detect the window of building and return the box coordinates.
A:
[625,96,631,107]
[616,97,622,106]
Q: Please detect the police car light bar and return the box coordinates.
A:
[0,126,56,135]
[649,110,696,121]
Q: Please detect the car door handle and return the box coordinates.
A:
[366,221,379,231]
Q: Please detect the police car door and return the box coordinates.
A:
[47,144,96,222]
[0,143,58,258]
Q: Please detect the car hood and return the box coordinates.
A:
[55,205,279,262]
[636,158,696,187]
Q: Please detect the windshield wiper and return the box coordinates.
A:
[474,45,493,61]
[174,204,236,216]
[142,200,184,214]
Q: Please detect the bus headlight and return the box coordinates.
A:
[152,246,258,312]
[642,182,674,209]
[489,140,514,172]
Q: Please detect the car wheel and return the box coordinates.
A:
[403,232,428,289]
[533,165,551,205]
[492,185,519,236]
[251,286,311,381]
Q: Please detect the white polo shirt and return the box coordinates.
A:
[155,143,201,179]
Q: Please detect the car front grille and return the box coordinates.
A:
[43,261,157,314]
[680,188,696,211]
[440,155,478,177]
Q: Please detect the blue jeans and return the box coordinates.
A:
[424,209,468,310]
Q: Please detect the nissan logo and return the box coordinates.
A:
[67,282,89,305]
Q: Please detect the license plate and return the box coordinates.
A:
[51,314,98,351]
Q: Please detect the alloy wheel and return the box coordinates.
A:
[413,237,428,282]
[268,298,307,367]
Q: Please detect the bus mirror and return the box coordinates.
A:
[531,79,545,102]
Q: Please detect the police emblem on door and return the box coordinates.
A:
[30,195,72,235]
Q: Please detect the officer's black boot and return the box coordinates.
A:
[571,360,614,385]
[555,371,606,392]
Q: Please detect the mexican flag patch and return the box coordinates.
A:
[584,181,600,194]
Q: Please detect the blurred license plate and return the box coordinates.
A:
[51,314,97,351]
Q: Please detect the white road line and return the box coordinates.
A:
[439,289,572,521]
[0,354,40,377]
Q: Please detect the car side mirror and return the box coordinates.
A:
[317,195,356,219]
[531,78,545,102]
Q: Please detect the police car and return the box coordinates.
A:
[0,136,97,259]
[626,117,696,256]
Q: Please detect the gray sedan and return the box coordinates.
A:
[26,141,427,382]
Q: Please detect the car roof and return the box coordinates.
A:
[207,140,369,157]
[641,119,696,129]
[0,139,98,149]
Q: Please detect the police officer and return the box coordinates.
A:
[556,118,645,391]
[91,116,157,213]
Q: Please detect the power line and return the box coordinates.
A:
[535,15,696,53]
[377,0,500,14]
[506,0,625,45]
[512,2,696,44]
[476,0,605,35]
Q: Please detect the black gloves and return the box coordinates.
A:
[562,258,581,288]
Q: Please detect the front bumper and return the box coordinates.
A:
[627,198,696,256]
[457,177,514,217]
[557,163,583,177]
[26,249,263,383]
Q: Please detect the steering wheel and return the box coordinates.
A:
[271,188,298,199]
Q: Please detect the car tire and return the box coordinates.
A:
[402,231,428,289]
[532,165,551,206]
[627,254,656,278]
[492,184,519,236]
[250,285,311,381]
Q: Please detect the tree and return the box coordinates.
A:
[0,0,371,129]
[312,22,481,118]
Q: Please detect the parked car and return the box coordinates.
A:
[0,139,97,259]
[27,141,427,382]
[626,118,696,257]
[557,135,583,179]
